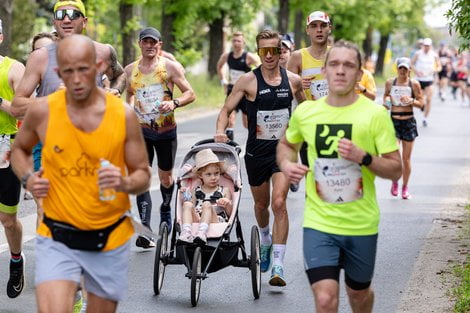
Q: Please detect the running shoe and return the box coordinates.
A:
[160,204,172,233]
[260,244,272,273]
[402,186,411,200]
[391,181,399,197]
[289,183,299,192]
[177,230,194,244]
[193,231,207,245]
[135,235,156,249]
[269,265,286,287]
[7,253,25,298]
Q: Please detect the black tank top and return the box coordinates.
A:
[245,66,293,158]
[227,51,251,72]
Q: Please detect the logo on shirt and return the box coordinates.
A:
[259,89,271,95]
[54,145,64,153]
[315,124,352,158]
[59,152,98,177]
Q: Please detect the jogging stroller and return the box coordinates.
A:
[152,139,261,306]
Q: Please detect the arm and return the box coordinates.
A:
[103,44,127,95]
[216,52,228,85]
[277,135,310,184]
[218,187,233,217]
[0,61,25,116]
[288,71,307,103]
[357,71,376,100]
[124,63,135,105]
[410,79,424,109]
[383,79,392,109]
[246,52,261,68]
[98,106,151,195]
[337,138,402,181]
[411,53,422,77]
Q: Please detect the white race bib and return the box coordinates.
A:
[256,109,290,140]
[135,84,164,125]
[390,85,412,106]
[0,134,11,169]
[229,69,245,84]
[314,158,363,204]
[310,79,329,100]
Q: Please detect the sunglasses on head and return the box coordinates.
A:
[54,9,83,21]
[258,47,281,57]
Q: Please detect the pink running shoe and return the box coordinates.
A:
[402,186,411,199]
[391,181,399,196]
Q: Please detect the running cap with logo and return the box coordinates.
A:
[396,57,411,69]
[192,149,225,174]
[423,38,432,46]
[281,34,293,51]
[139,27,161,41]
[54,0,86,16]
[306,11,330,25]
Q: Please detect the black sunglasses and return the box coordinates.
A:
[54,9,83,21]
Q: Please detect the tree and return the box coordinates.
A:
[119,0,137,66]
[278,0,289,34]
[446,0,470,50]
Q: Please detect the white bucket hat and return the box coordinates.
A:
[192,149,225,173]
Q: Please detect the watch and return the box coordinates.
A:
[362,87,367,94]
[360,153,373,166]
[173,99,180,108]
[21,171,34,189]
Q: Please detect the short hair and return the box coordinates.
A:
[32,32,58,52]
[325,39,362,69]
[255,29,281,48]
[232,31,244,38]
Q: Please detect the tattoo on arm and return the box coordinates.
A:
[107,45,126,93]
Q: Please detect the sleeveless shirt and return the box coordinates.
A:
[300,48,328,100]
[0,56,16,135]
[227,51,251,85]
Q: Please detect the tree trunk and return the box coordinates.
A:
[362,26,373,59]
[375,32,390,76]
[208,16,224,78]
[0,0,13,56]
[278,0,289,34]
[119,1,135,66]
[161,0,176,54]
[294,10,303,49]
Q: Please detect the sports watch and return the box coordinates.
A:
[173,99,180,108]
[21,172,34,189]
[360,152,373,166]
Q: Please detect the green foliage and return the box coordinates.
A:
[174,73,226,111]
[10,0,38,61]
[446,0,470,50]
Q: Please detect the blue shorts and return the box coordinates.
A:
[35,236,131,301]
[303,228,378,290]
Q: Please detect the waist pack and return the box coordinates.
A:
[43,214,126,251]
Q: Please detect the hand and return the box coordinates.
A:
[158,101,175,114]
[29,168,50,199]
[280,161,309,184]
[97,160,123,191]
[400,96,413,105]
[356,83,366,93]
[302,77,312,90]
[105,87,121,97]
[214,132,229,143]
[337,138,365,164]
[216,197,231,208]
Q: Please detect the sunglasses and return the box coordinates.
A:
[54,9,83,21]
[258,47,281,57]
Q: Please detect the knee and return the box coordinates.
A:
[348,288,373,307]
[271,197,287,215]
[160,176,173,187]
[254,199,269,212]
[0,213,17,229]
[315,290,338,312]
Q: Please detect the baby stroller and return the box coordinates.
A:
[152,139,261,306]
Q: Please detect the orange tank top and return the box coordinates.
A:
[37,89,134,250]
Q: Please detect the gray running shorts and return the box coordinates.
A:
[35,236,131,301]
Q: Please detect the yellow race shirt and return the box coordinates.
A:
[300,48,328,100]
[356,68,377,95]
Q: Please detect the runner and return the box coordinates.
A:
[0,18,26,299]
[411,37,440,127]
[384,57,423,199]
[11,34,151,313]
[277,40,402,313]
[355,66,376,100]
[215,30,306,286]
[125,26,195,248]
[217,31,260,140]
[287,11,332,167]
[437,42,452,101]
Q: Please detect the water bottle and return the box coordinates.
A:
[99,160,116,201]
[385,97,392,109]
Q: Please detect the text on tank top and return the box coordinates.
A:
[300,48,328,100]
[227,51,251,85]
[130,56,176,140]
[390,78,415,107]
[245,66,293,158]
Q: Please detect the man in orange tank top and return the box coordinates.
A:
[11,35,151,313]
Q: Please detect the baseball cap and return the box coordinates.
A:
[54,0,86,16]
[139,27,161,41]
[396,57,411,69]
[306,11,330,25]
[423,38,432,46]
[281,34,293,51]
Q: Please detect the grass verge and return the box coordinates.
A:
[174,73,226,112]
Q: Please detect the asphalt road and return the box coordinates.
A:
[1,90,468,313]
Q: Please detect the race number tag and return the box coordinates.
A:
[135,84,164,125]
[256,109,290,140]
[0,134,11,169]
[390,86,412,106]
[310,79,329,100]
[314,158,363,204]
[229,69,245,84]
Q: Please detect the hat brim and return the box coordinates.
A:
[140,35,160,41]
[397,64,410,69]
[192,161,225,174]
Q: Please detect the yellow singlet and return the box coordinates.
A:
[300,48,328,101]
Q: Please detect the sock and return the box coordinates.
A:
[10,251,22,263]
[160,183,175,211]
[260,225,271,246]
[272,244,286,267]
[136,191,152,228]
[198,223,209,233]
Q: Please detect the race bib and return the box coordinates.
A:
[0,134,11,169]
[135,84,165,125]
[229,69,245,84]
[256,108,290,140]
[310,79,329,100]
[314,158,363,204]
[390,86,412,106]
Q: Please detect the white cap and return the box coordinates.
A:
[423,38,432,46]
[306,11,330,25]
[396,57,411,70]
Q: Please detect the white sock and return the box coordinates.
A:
[272,244,286,267]
[260,225,271,245]
[198,223,209,233]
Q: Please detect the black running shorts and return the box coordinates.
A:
[244,153,280,186]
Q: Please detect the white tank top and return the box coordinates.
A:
[414,50,437,82]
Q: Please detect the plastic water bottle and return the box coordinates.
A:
[99,160,116,201]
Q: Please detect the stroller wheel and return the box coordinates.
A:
[250,225,261,299]
[191,247,202,306]
[153,222,169,295]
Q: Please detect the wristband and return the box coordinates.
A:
[220,79,228,86]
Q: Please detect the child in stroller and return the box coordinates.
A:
[178,148,233,245]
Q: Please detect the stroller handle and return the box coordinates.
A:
[192,138,241,154]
